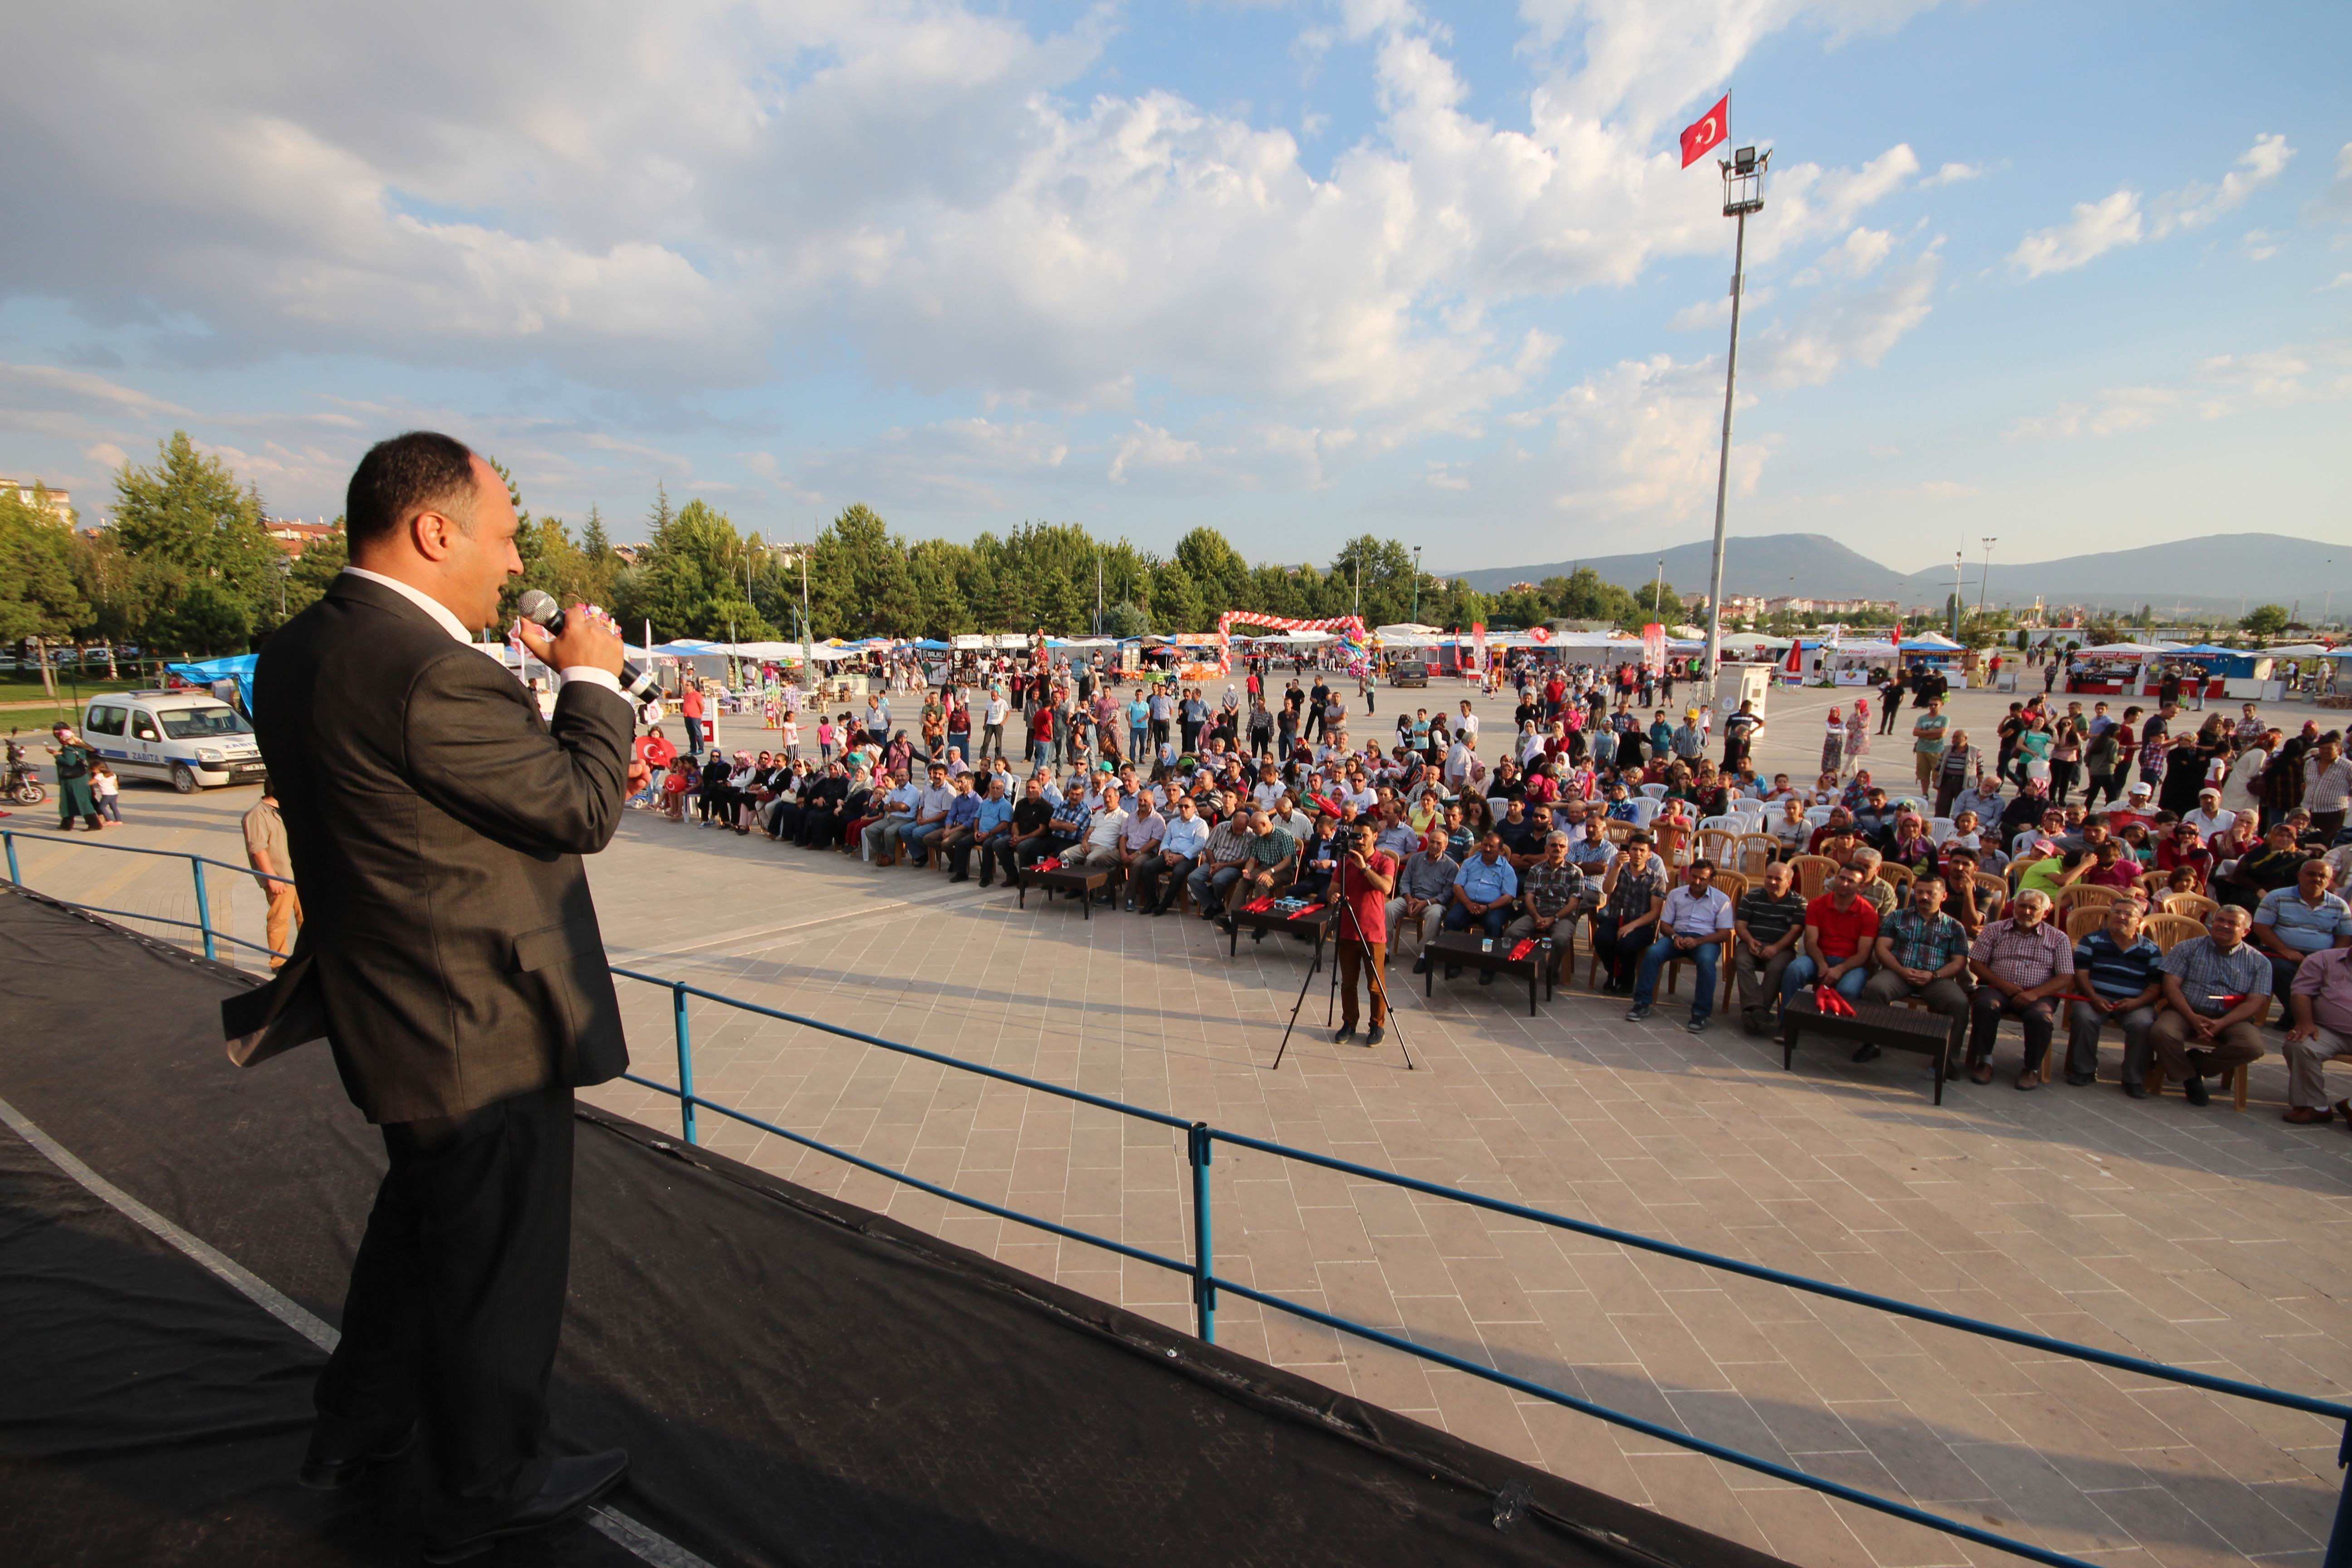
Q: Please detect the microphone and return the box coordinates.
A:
[515,590,663,701]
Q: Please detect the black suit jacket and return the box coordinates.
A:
[224,573,635,1124]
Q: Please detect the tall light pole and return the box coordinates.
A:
[1975,537,1996,629]
[1950,553,1965,638]
[1700,144,1769,688]
[1411,545,1422,624]
[1652,557,1665,622]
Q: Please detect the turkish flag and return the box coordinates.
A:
[1680,95,1729,168]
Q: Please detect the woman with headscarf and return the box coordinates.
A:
[697,750,734,826]
[1844,699,1871,772]
[1821,707,1845,779]
[48,723,101,832]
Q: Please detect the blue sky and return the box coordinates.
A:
[0,0,2343,574]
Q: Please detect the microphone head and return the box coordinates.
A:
[515,589,560,627]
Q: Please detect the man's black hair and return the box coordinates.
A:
[346,431,479,550]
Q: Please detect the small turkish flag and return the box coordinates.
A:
[1680,95,1729,168]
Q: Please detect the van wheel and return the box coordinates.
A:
[171,764,199,794]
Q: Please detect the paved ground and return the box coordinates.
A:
[10,674,2352,1568]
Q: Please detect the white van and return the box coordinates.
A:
[79,691,265,792]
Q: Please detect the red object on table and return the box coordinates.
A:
[1507,939,1536,961]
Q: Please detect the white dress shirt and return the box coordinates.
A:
[340,567,620,695]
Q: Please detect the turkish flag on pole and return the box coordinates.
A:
[1680,95,1729,168]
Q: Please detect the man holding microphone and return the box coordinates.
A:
[225,432,647,1563]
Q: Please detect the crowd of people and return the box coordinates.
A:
[621,657,2352,1121]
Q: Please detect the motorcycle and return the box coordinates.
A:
[5,732,46,805]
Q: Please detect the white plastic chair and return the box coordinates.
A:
[1698,813,1744,835]
[1628,796,1662,828]
[1803,805,1833,827]
[1929,815,1956,845]
[1639,783,1668,800]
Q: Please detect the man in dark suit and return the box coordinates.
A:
[227,431,649,1563]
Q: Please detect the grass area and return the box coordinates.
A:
[0,670,152,726]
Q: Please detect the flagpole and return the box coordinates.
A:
[1702,142,1768,696]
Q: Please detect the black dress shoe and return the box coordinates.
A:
[2181,1074,2210,1107]
[2122,1077,2149,1099]
[298,1419,418,1490]
[1364,1025,1385,1047]
[1332,1025,1357,1044]
[1851,1042,1882,1063]
[421,1450,630,1564]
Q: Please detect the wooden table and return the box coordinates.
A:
[1225,901,1338,962]
[1779,995,1960,1103]
[1424,931,1553,1016]
[1017,863,1119,918]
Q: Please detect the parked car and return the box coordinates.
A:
[78,691,264,792]
[1390,659,1428,687]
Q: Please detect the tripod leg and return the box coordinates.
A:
[1272,933,1322,1071]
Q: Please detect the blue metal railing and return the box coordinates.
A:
[2,828,293,965]
[9,828,2351,1568]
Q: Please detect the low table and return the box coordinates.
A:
[1424,931,1553,1017]
[1018,863,1119,918]
[1225,901,1338,961]
[1779,995,1959,1104]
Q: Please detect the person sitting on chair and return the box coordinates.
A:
[1504,831,1586,983]
[1441,831,1519,982]
[1855,875,1972,1067]
[1626,860,1735,1034]
[1965,887,2075,1090]
[1782,864,1881,1012]
[2141,903,2271,1107]
[2068,900,2166,1090]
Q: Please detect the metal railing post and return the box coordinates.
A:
[672,984,698,1146]
[2326,1421,2351,1568]
[1188,1122,1215,1344]
[190,857,216,963]
[4,830,17,886]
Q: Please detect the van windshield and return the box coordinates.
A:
[159,707,254,740]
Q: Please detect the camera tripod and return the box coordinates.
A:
[1271,871,1414,1072]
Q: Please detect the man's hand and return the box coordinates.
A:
[2191,1014,2219,1041]
[515,602,626,677]
[626,757,652,795]
[2285,1020,2314,1044]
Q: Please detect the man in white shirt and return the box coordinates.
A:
[1456,700,1480,741]
[1138,794,1210,914]
[1626,862,1736,1034]
[981,691,1009,761]
[1075,783,1128,870]
[904,763,957,867]
[2183,789,2237,844]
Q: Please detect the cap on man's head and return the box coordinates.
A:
[2127,781,2153,797]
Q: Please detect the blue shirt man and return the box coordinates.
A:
[1442,834,1521,963]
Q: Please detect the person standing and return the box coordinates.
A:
[2303,735,2350,847]
[1328,822,1397,1047]
[241,779,302,968]
[679,679,705,759]
[46,722,101,832]
[222,432,639,1561]
[1910,697,1950,797]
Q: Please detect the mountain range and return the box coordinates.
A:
[1438,533,2347,614]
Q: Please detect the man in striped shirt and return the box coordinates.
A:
[2069,901,2165,1090]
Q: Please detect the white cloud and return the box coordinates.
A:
[2009,188,2144,277]
[2010,134,2293,277]
[1107,422,1202,485]
[2240,228,2279,262]
[2309,143,2352,223]
[2006,340,2352,440]
[1920,161,1980,187]
[1755,242,1940,387]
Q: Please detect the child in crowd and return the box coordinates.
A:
[661,756,694,822]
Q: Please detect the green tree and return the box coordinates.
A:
[281,529,348,622]
[111,432,280,632]
[805,504,917,637]
[1102,600,1150,638]
[1172,527,1247,615]
[0,488,91,642]
[147,578,253,657]
[610,498,770,640]
[2239,604,2291,637]
[1149,558,1203,632]
[907,541,974,640]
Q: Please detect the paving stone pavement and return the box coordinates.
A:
[13,675,2352,1568]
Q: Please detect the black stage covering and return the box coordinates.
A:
[0,887,1787,1568]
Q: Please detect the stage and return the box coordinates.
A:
[0,885,1783,1568]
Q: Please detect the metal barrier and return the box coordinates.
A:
[2,828,291,965]
[10,829,2351,1568]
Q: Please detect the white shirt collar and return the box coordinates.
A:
[340,567,476,645]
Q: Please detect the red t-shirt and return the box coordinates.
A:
[1806,894,1881,962]
[1334,850,1398,946]
[681,688,705,719]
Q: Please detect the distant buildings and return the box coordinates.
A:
[264,517,341,557]
[2,477,73,522]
